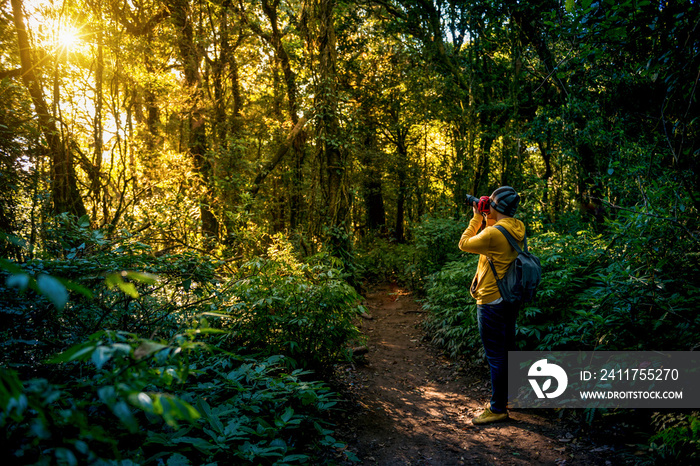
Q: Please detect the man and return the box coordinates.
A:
[458,186,524,425]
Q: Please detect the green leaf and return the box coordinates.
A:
[37,274,69,309]
[59,278,94,299]
[0,368,23,400]
[48,342,97,364]
[171,436,217,453]
[91,346,113,369]
[106,272,139,298]
[281,407,294,423]
[55,448,77,466]
[6,273,30,291]
[120,282,139,298]
[130,393,200,427]
[112,400,138,433]
[133,340,168,360]
[166,453,192,466]
[124,271,158,285]
[0,258,24,275]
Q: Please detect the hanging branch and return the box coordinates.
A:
[248,113,311,199]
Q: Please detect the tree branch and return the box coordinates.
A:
[249,113,311,199]
[0,68,22,79]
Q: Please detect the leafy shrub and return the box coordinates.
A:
[1,330,350,465]
[1,228,362,464]
[422,257,481,358]
[0,248,221,370]
[354,214,467,290]
[632,412,700,465]
[525,207,700,352]
[412,215,468,278]
[354,237,421,287]
[220,254,366,373]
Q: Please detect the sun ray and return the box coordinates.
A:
[56,24,81,50]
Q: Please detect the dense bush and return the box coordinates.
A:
[1,227,363,464]
[354,237,420,287]
[0,330,349,465]
[354,215,468,289]
[217,254,366,372]
[638,412,700,464]
[0,249,220,370]
[411,215,469,277]
[421,257,480,358]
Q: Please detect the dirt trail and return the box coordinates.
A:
[336,283,613,466]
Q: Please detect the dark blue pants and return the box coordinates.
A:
[477,301,519,413]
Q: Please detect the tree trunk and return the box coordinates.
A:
[395,159,407,243]
[472,136,493,197]
[360,139,386,233]
[92,10,104,221]
[11,0,86,218]
[261,0,299,125]
[167,0,218,240]
[314,0,348,232]
[259,0,307,229]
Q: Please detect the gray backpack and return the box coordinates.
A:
[487,226,542,303]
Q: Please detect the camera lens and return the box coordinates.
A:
[465,194,479,206]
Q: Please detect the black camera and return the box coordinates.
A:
[465,194,491,213]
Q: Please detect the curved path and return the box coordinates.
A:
[336,283,612,465]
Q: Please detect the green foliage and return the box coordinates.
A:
[632,412,700,464]
[412,215,469,277]
[220,251,366,372]
[0,247,220,370]
[421,258,480,358]
[354,236,420,287]
[1,330,348,465]
[354,215,468,289]
[155,354,347,465]
[1,226,362,464]
[527,199,700,351]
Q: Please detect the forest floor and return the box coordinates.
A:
[332,282,634,466]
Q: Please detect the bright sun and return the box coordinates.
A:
[57,25,80,49]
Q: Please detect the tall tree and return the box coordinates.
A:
[166,0,218,240]
[10,0,86,218]
[302,0,349,248]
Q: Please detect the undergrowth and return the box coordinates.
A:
[1,226,362,465]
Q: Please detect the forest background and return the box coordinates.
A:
[1,0,699,464]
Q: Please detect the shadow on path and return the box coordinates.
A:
[335,283,613,466]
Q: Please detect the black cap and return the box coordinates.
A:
[491,186,520,217]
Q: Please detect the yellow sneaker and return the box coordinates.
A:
[472,407,509,425]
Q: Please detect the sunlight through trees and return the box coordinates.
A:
[1,0,699,463]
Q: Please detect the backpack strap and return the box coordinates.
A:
[494,225,527,253]
[486,226,526,302]
[486,256,510,300]
[486,256,501,280]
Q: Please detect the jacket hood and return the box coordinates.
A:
[495,217,526,242]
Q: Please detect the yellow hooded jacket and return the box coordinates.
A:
[458,214,526,304]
